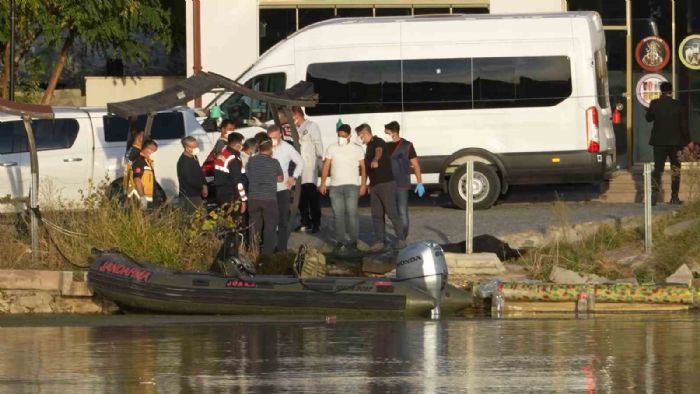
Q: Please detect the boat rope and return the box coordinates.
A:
[28,207,90,269]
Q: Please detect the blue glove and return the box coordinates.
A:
[415,183,425,198]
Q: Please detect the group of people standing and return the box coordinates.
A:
[123,106,425,257]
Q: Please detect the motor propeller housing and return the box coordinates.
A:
[396,241,448,311]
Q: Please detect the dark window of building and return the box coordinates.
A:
[403,58,472,111]
[452,7,489,14]
[298,8,335,29]
[474,57,572,108]
[260,8,296,54]
[413,8,450,15]
[568,0,627,25]
[374,8,411,17]
[0,119,79,153]
[306,61,401,116]
[104,112,185,142]
[337,8,372,17]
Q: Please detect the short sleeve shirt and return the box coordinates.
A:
[246,154,283,200]
[364,136,394,186]
[325,143,365,186]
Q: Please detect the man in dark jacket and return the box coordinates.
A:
[177,136,208,214]
[645,82,691,205]
[214,132,247,212]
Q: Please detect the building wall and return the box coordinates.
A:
[490,0,565,13]
[85,76,185,107]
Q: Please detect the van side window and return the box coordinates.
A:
[474,56,572,109]
[0,119,79,154]
[306,61,401,116]
[403,58,472,111]
[594,50,610,109]
[205,72,287,131]
[104,112,185,142]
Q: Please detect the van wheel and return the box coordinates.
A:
[448,162,501,210]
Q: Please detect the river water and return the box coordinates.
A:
[0,313,699,393]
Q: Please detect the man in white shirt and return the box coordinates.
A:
[291,106,324,233]
[268,125,304,252]
[319,124,367,254]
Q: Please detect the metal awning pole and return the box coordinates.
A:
[22,115,39,261]
[144,112,155,140]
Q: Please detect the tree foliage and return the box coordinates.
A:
[0,0,172,103]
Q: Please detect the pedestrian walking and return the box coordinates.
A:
[319,124,367,254]
[177,136,208,214]
[213,132,247,211]
[384,121,425,239]
[127,139,158,210]
[292,106,323,233]
[269,125,304,251]
[645,82,692,205]
[246,138,284,255]
[355,123,406,251]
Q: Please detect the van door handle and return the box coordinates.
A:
[63,157,83,162]
[0,161,18,167]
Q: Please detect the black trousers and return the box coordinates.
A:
[652,145,682,198]
[299,183,321,228]
[276,190,290,251]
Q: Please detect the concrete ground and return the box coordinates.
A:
[289,184,676,251]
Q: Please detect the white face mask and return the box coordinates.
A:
[272,138,279,147]
[191,147,200,156]
[149,151,157,161]
[338,137,349,146]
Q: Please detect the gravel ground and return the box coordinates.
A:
[289,187,676,250]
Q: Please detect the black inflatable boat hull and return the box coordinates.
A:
[87,252,471,317]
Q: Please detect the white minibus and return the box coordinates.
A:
[204,12,616,209]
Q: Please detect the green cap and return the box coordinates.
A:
[210,104,222,119]
[336,118,343,131]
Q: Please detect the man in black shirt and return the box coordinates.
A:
[356,123,406,252]
[214,132,247,211]
[177,136,208,214]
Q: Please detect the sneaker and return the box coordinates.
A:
[295,225,310,233]
[369,242,385,252]
[669,197,683,205]
[395,240,407,249]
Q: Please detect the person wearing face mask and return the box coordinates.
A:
[319,124,367,256]
[290,106,323,234]
[240,138,258,168]
[355,123,406,252]
[268,125,304,252]
[127,139,158,210]
[177,136,208,215]
[122,128,145,197]
[214,132,248,213]
[202,119,237,180]
[384,121,424,239]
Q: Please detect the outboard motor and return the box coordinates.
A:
[396,241,448,318]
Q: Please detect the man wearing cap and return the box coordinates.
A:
[384,120,424,239]
[355,123,406,251]
[319,124,367,255]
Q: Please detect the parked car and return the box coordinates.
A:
[0,107,213,212]
[203,12,616,209]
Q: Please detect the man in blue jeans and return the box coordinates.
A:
[384,121,425,239]
[319,124,367,255]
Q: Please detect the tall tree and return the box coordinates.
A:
[40,0,171,104]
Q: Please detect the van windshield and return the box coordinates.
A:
[594,49,610,109]
[202,72,286,131]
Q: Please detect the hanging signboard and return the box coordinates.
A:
[635,36,671,72]
[679,34,700,70]
[635,73,668,108]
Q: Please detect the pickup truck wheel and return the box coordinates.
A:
[448,162,501,210]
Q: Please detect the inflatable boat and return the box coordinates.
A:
[88,241,472,317]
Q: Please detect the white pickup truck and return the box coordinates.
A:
[0,107,214,212]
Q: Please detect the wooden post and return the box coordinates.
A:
[465,160,474,254]
[22,115,39,261]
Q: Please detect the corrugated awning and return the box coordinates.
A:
[107,71,317,118]
[0,99,54,119]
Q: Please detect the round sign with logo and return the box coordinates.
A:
[679,34,700,70]
[635,73,668,108]
[635,36,671,72]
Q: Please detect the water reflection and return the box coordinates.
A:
[0,314,699,393]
